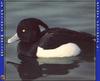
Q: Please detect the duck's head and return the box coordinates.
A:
[8,18,48,43]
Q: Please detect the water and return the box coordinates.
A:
[5,0,95,81]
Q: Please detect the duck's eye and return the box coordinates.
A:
[22,29,26,33]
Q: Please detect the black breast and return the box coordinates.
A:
[17,41,39,61]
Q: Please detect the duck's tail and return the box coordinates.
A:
[78,32,95,61]
[80,32,96,42]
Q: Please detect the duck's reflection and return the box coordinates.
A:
[18,60,42,81]
[41,62,79,75]
[7,58,79,81]
[7,59,42,81]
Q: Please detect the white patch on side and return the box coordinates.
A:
[8,33,19,43]
[37,43,81,58]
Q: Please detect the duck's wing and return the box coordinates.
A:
[39,28,84,49]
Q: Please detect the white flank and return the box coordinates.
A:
[8,33,19,43]
[37,43,81,58]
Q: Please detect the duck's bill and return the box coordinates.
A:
[8,33,19,43]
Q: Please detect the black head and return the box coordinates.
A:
[17,18,48,43]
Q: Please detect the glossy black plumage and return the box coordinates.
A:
[15,18,95,60]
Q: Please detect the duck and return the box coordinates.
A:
[8,18,95,59]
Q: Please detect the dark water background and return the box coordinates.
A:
[5,0,95,81]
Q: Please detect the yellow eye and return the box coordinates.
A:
[22,29,26,32]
